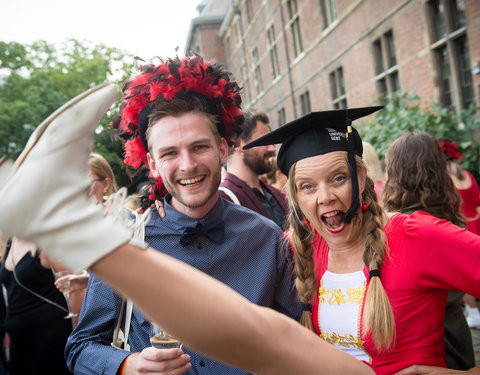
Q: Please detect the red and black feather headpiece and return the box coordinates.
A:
[118,55,243,200]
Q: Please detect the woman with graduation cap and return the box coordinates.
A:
[1,83,480,374]
[244,107,480,374]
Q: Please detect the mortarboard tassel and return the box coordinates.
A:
[344,118,360,224]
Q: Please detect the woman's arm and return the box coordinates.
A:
[91,244,374,375]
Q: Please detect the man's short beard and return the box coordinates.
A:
[163,166,222,209]
[243,150,273,175]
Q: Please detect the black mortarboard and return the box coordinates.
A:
[244,106,383,223]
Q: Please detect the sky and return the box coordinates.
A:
[1,0,201,60]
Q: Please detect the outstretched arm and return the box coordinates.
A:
[92,244,374,375]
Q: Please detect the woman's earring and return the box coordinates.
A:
[361,201,368,212]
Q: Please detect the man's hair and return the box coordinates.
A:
[230,111,270,148]
[146,97,221,150]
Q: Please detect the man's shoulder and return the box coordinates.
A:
[263,182,282,195]
[222,198,283,231]
[220,172,248,190]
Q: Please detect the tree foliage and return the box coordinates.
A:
[359,93,480,181]
[0,39,134,187]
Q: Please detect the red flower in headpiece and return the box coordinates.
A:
[438,139,462,161]
[117,55,244,199]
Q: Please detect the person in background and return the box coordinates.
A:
[220,112,288,228]
[88,152,119,204]
[383,131,475,370]
[439,138,480,329]
[55,152,119,326]
[0,234,8,375]
[265,156,287,194]
[362,141,385,200]
[0,237,73,374]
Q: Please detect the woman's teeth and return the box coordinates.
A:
[322,211,344,229]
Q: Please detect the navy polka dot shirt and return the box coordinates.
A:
[66,196,301,374]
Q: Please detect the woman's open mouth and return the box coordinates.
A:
[321,211,345,233]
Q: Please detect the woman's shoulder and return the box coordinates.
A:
[386,210,463,244]
[386,210,439,225]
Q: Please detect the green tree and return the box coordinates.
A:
[359,93,480,181]
[0,39,134,187]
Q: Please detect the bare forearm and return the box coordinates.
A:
[91,244,374,375]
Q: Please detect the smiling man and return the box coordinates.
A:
[65,56,301,375]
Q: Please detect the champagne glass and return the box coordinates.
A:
[150,323,182,349]
[54,271,78,319]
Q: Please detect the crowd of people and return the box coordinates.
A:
[0,54,480,374]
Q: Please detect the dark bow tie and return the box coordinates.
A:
[179,221,225,247]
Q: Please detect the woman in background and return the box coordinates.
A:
[54,152,120,326]
[0,237,73,374]
[88,152,118,204]
[439,139,480,329]
[383,132,475,370]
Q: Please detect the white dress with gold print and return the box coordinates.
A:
[317,270,371,363]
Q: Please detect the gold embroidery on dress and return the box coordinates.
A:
[318,281,328,304]
[346,286,365,304]
[321,331,366,350]
[317,279,371,362]
[329,288,346,305]
[318,281,365,305]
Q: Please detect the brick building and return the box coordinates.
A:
[186,0,479,127]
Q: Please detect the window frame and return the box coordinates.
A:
[267,24,281,80]
[299,90,311,115]
[372,30,401,101]
[286,0,304,58]
[329,67,348,109]
[251,47,264,95]
[426,0,473,110]
[320,0,337,29]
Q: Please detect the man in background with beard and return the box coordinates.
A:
[220,112,288,228]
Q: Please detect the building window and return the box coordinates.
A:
[267,25,281,79]
[299,91,311,115]
[277,107,286,126]
[428,0,473,109]
[234,18,242,46]
[225,35,231,58]
[329,67,347,109]
[251,47,263,95]
[372,30,400,100]
[320,0,337,29]
[246,0,254,24]
[286,0,304,58]
[240,62,250,105]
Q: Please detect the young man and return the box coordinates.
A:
[220,112,288,228]
[65,57,301,375]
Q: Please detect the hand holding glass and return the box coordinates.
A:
[150,323,182,349]
[54,271,78,319]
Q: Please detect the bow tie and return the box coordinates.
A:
[179,221,225,247]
